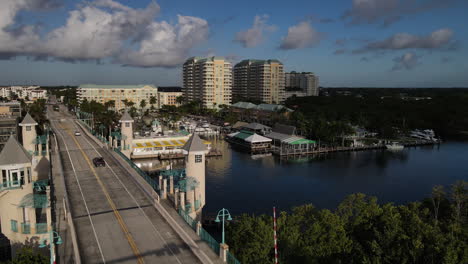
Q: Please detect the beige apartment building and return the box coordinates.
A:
[77,84,158,110]
[157,87,183,108]
[183,57,232,109]
[233,59,285,104]
[285,71,319,97]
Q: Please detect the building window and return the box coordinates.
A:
[195,155,202,163]
[26,126,31,131]
[125,123,130,128]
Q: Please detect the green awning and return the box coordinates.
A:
[18,194,49,208]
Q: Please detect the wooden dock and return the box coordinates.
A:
[158,149,223,160]
[274,140,439,158]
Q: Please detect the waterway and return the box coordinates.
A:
[134,138,468,216]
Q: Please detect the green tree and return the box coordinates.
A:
[140,99,147,110]
[149,96,157,109]
[431,185,445,223]
[104,100,115,110]
[7,247,48,264]
[451,180,467,224]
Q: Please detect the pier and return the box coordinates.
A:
[272,139,439,158]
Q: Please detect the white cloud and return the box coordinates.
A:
[0,0,209,67]
[234,15,276,48]
[118,15,209,67]
[357,28,454,52]
[279,21,323,50]
[392,52,421,71]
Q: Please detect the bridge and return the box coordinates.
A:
[48,105,222,264]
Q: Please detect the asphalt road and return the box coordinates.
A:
[49,106,203,264]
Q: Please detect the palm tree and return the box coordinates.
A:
[176,96,185,106]
[104,100,115,110]
[140,99,147,110]
[149,96,157,109]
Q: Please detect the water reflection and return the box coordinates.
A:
[137,140,468,216]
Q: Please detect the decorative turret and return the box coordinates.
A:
[182,134,209,220]
[119,110,134,158]
[19,113,38,154]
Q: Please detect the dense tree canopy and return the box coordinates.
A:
[227,181,467,264]
[1,247,48,264]
[286,88,468,140]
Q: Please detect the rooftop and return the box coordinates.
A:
[235,59,283,67]
[20,113,38,126]
[158,86,182,93]
[120,110,134,122]
[183,133,207,152]
[78,84,157,89]
[0,136,32,166]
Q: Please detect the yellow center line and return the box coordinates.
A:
[59,122,145,264]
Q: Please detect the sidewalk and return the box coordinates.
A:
[51,134,78,264]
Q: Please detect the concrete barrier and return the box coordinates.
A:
[74,120,105,148]
[53,135,81,264]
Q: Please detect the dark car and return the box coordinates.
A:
[92,157,105,167]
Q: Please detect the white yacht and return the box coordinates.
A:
[386,142,404,150]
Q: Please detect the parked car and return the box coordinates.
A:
[75,131,81,136]
[92,157,105,167]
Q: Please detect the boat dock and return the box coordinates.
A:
[274,139,439,158]
[158,149,223,160]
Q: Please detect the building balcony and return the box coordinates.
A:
[21,223,31,234]
[36,223,48,234]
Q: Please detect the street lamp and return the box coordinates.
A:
[39,230,62,264]
[215,208,232,244]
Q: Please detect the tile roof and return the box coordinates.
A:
[0,136,32,166]
[20,113,37,126]
[183,134,208,152]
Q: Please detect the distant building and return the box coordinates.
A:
[77,84,158,111]
[0,102,22,151]
[230,101,293,126]
[157,87,183,108]
[183,57,232,109]
[0,86,47,101]
[284,71,319,98]
[233,59,285,104]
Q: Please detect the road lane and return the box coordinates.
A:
[49,106,203,264]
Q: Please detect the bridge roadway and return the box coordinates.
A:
[49,107,209,264]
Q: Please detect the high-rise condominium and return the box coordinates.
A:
[233,59,285,104]
[182,57,232,109]
[285,71,319,97]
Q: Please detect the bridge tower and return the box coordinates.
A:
[183,134,208,221]
[119,110,134,159]
[19,113,37,154]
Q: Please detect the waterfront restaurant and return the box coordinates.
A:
[131,134,211,159]
[226,130,272,153]
[265,132,316,155]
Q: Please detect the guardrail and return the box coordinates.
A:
[114,148,160,193]
[106,128,241,263]
[178,207,241,264]
[0,181,21,192]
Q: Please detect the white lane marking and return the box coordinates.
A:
[51,118,107,264]
[73,121,185,264]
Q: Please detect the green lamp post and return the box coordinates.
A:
[215,208,232,244]
[39,230,62,264]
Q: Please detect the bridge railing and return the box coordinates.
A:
[227,251,241,264]
[177,208,241,264]
[114,148,160,194]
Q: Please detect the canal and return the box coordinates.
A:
[134,138,468,216]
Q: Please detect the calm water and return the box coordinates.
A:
[135,138,468,216]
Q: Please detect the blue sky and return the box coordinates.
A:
[0,0,467,87]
